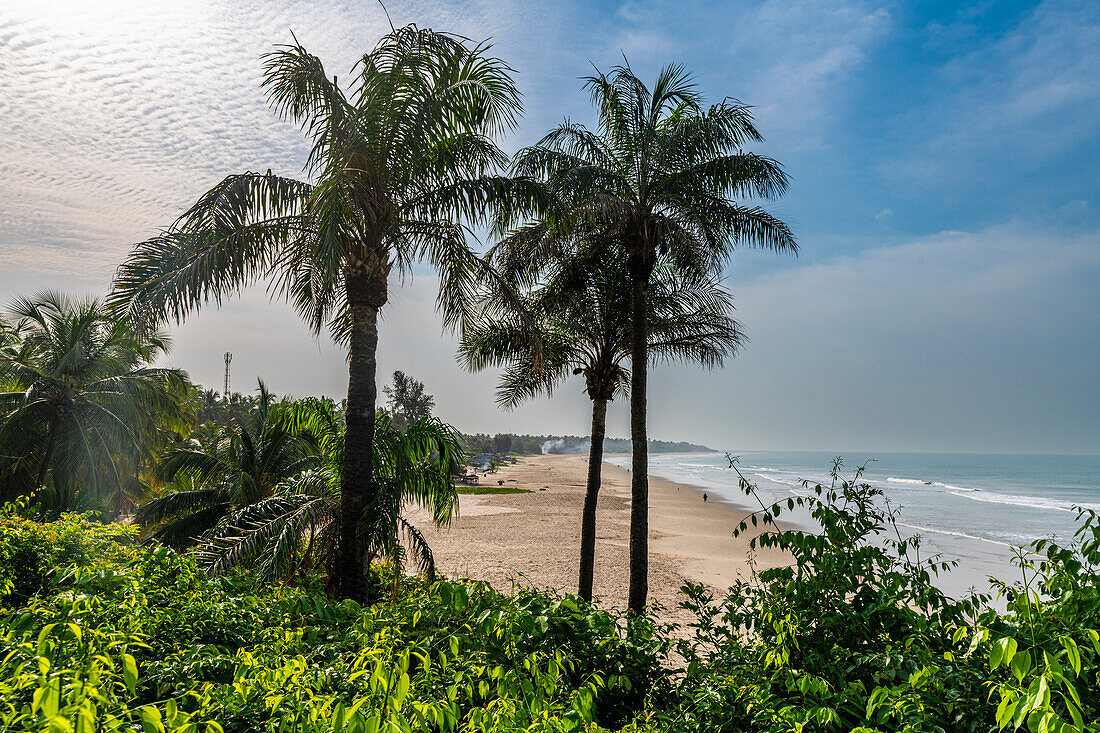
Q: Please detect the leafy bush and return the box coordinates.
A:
[0,498,138,604]
[978,508,1100,732]
[4,461,1099,733]
[0,504,667,732]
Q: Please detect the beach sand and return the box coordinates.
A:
[408,453,789,626]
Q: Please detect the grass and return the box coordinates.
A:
[456,485,532,495]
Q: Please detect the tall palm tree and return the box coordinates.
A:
[111,26,529,602]
[136,380,319,547]
[0,291,191,516]
[196,398,462,588]
[493,63,796,612]
[461,251,743,601]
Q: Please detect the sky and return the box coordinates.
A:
[0,0,1097,454]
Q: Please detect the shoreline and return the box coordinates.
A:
[407,453,789,623]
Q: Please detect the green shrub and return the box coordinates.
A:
[977,508,1100,732]
[4,466,1098,733]
[663,456,1100,733]
[0,506,666,732]
[0,498,138,605]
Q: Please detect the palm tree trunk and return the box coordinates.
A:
[338,268,388,604]
[627,271,650,615]
[578,397,608,602]
[36,416,59,489]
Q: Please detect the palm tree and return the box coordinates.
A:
[492,63,796,612]
[136,380,319,547]
[195,398,462,589]
[460,250,743,601]
[0,291,192,516]
[111,26,529,602]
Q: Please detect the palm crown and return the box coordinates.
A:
[136,380,320,547]
[0,291,191,514]
[113,26,523,338]
[489,61,796,612]
[461,251,744,408]
[195,399,462,587]
[111,26,526,602]
[494,61,794,281]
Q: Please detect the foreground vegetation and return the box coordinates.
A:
[3,459,1097,733]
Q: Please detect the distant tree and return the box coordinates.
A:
[462,249,743,601]
[495,63,796,612]
[195,388,263,428]
[493,434,513,454]
[112,27,526,603]
[383,371,435,431]
[0,292,192,516]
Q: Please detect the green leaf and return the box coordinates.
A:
[47,716,73,733]
[995,696,1017,730]
[140,706,165,733]
[1060,636,1081,676]
[991,637,1017,670]
[1010,649,1032,682]
[122,653,139,695]
[1064,695,1084,730]
[393,672,410,709]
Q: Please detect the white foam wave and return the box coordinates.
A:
[894,521,1013,548]
[951,490,1100,514]
[886,477,978,492]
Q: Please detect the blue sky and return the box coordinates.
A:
[0,0,1096,453]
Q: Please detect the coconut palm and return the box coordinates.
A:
[195,398,462,588]
[492,63,796,612]
[111,26,529,602]
[136,380,319,547]
[0,291,192,516]
[461,250,743,601]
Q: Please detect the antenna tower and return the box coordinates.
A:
[223,352,233,395]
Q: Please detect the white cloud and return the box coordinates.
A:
[890,0,1100,186]
[0,0,561,281]
[138,220,1100,454]
[653,221,1100,452]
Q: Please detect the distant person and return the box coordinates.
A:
[703,492,708,502]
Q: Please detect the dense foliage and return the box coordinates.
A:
[3,463,1098,732]
[1,503,666,733]
[661,458,1100,733]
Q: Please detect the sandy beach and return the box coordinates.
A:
[409,453,789,624]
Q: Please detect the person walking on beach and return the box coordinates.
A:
[703,493,708,502]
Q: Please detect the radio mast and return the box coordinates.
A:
[223,352,233,395]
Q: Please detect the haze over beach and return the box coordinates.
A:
[1,2,1099,731]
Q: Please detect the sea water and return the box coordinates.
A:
[605,451,1100,596]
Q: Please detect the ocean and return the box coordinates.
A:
[605,451,1100,597]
